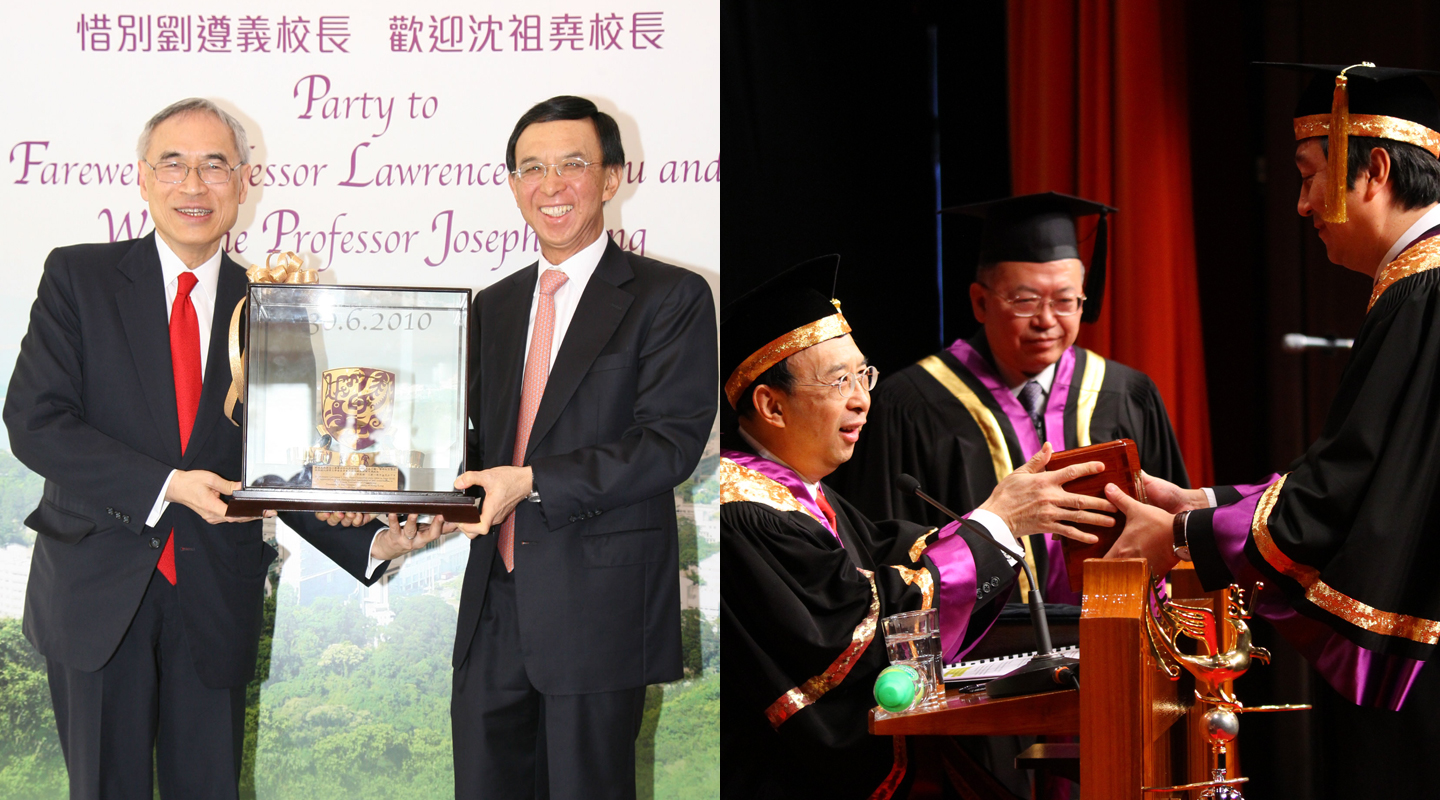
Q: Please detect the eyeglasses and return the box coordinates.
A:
[511,159,599,185]
[795,365,879,398]
[144,160,241,185]
[979,285,1086,317]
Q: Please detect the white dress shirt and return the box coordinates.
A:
[146,237,385,578]
[145,237,222,528]
[1007,360,1057,399]
[522,232,609,377]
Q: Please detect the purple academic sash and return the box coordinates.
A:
[723,447,998,661]
[945,340,1081,603]
[722,448,838,543]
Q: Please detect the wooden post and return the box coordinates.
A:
[1080,558,1186,798]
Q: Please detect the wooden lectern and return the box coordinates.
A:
[870,558,1237,799]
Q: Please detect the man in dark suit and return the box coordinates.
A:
[4,98,434,800]
[443,96,717,799]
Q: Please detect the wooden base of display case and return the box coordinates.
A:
[226,488,482,523]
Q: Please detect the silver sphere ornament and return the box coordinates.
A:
[1204,707,1240,744]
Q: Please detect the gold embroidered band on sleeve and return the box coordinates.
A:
[1369,235,1440,312]
[1075,349,1107,448]
[764,568,880,729]
[724,310,852,408]
[1252,475,1440,646]
[718,458,827,528]
[890,565,935,611]
[908,529,937,564]
[1294,113,1440,157]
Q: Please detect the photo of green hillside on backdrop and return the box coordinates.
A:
[0,437,719,799]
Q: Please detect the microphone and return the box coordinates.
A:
[1282,333,1354,352]
[895,473,1079,698]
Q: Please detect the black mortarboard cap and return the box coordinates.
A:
[1260,62,1440,127]
[940,192,1117,322]
[1258,62,1440,222]
[720,254,851,409]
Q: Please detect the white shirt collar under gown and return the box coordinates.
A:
[737,426,820,504]
[1378,203,1440,273]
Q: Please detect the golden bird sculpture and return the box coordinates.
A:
[1146,579,1271,706]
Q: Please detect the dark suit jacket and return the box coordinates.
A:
[5,234,381,689]
[456,239,717,695]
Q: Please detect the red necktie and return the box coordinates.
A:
[159,271,202,585]
[499,268,569,572]
[816,486,839,534]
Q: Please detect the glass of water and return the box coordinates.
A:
[880,608,942,709]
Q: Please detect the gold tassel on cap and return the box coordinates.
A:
[1324,62,1375,224]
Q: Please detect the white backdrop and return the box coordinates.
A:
[0,0,718,385]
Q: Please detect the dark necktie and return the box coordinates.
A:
[1017,380,1046,439]
[160,271,203,585]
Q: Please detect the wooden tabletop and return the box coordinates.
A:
[868,685,1079,737]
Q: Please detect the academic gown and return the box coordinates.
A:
[720,440,1017,800]
[1186,227,1440,710]
[832,334,1189,603]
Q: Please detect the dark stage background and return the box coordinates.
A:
[724,0,1440,796]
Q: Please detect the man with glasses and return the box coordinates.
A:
[440,96,716,800]
[835,192,1189,609]
[721,254,1116,799]
[4,98,427,799]
[1106,63,1440,714]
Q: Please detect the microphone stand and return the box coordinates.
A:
[898,475,1080,698]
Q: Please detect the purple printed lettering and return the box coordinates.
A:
[632,11,664,49]
[469,14,504,52]
[589,13,624,50]
[549,14,583,51]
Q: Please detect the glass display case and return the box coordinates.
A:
[226,284,479,522]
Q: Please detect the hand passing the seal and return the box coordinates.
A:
[975,443,1116,543]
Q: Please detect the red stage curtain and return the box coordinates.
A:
[1008,0,1213,486]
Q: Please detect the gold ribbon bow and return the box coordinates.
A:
[224,252,319,425]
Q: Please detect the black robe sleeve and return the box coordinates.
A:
[721,488,1015,799]
[1195,268,1440,662]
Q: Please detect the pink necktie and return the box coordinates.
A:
[499,268,568,572]
[160,271,202,585]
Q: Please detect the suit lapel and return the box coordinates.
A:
[483,265,536,469]
[115,235,182,461]
[525,241,634,461]
[181,256,246,466]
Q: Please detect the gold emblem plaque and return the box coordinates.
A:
[313,367,399,490]
[227,283,480,523]
[321,367,395,451]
